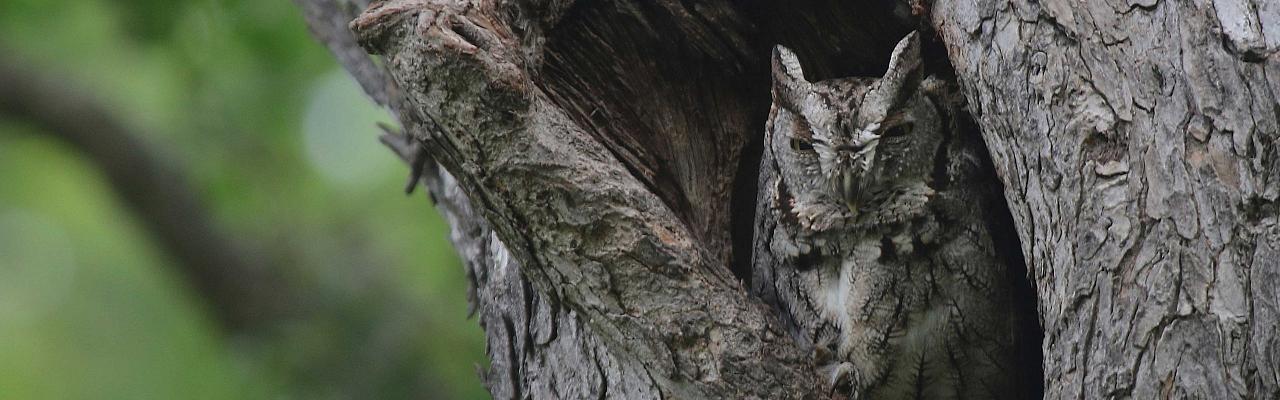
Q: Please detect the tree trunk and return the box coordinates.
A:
[930,0,1279,398]
[299,0,1278,398]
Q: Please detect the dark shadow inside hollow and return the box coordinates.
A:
[537,0,919,276]
[539,1,765,265]
[920,35,1045,399]
[736,2,1045,397]
[986,170,1047,399]
[931,47,1045,399]
[533,2,1042,395]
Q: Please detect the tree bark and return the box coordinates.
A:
[930,0,1279,398]
[301,0,1278,398]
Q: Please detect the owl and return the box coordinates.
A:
[752,32,1026,399]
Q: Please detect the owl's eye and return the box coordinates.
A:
[790,137,814,151]
[881,122,913,138]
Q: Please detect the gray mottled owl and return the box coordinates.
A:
[752,33,1025,399]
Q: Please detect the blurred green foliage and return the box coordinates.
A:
[0,1,487,399]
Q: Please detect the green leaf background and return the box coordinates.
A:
[0,1,487,399]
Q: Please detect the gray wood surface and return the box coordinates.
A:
[930,0,1279,397]
[299,0,1278,398]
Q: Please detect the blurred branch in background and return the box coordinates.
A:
[0,51,468,399]
[295,0,390,109]
[0,52,290,331]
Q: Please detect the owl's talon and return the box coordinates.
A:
[404,145,430,194]
[448,13,503,53]
[818,361,858,393]
[761,32,1018,399]
[376,123,432,196]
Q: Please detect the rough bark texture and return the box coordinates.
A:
[300,1,854,398]
[344,1,829,396]
[930,0,1280,398]
[300,0,1278,398]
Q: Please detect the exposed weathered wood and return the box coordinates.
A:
[300,2,643,397]
[303,1,942,397]
[345,2,827,397]
[930,0,1280,397]
[382,132,642,399]
[302,0,1279,398]
[298,0,1019,398]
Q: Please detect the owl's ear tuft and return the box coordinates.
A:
[866,32,924,116]
[771,45,812,112]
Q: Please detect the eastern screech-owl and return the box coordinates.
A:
[752,33,1022,398]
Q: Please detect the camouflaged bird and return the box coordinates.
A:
[751,32,1024,399]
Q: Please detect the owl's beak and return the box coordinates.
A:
[840,170,859,215]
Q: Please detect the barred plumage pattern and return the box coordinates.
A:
[752,33,1023,399]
